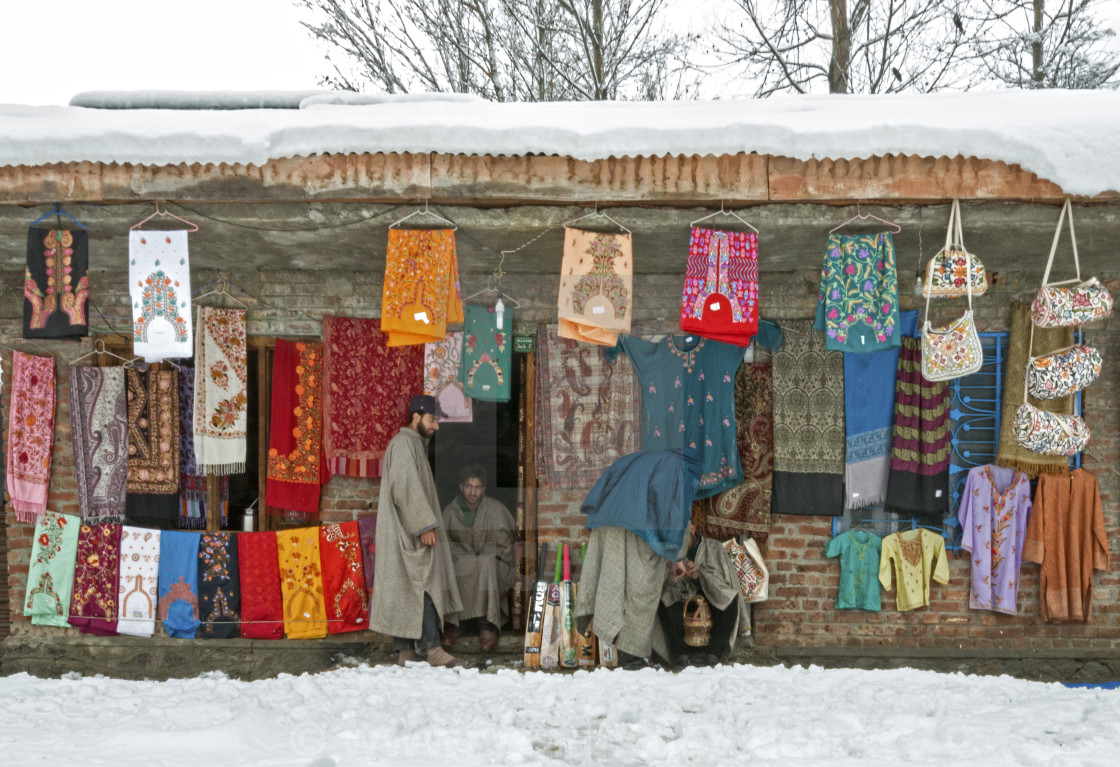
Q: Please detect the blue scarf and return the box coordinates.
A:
[158,530,202,638]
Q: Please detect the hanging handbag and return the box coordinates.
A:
[1026,343,1102,400]
[921,248,983,381]
[922,198,988,298]
[1031,199,1113,327]
[723,536,769,604]
[1014,324,1091,455]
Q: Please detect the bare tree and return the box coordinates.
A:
[963,0,1120,88]
[297,0,697,101]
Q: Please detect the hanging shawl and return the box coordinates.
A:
[423,331,473,423]
[129,230,192,362]
[380,228,463,347]
[461,304,513,403]
[117,526,161,637]
[557,228,633,346]
[319,521,370,633]
[680,228,759,346]
[534,324,640,488]
[814,232,900,353]
[266,340,327,515]
[707,363,774,546]
[771,320,844,516]
[237,530,284,639]
[23,511,80,627]
[193,307,248,474]
[70,367,128,524]
[177,368,230,529]
[323,316,423,478]
[997,301,1075,478]
[198,531,241,639]
[124,369,180,529]
[69,522,121,636]
[24,227,89,339]
[884,336,951,523]
[844,309,920,510]
[6,351,55,523]
[158,530,202,638]
[357,514,377,605]
[277,526,329,639]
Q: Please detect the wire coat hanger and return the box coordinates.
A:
[130,201,200,232]
[829,201,902,234]
[193,278,249,308]
[562,202,632,234]
[69,339,143,368]
[29,203,87,230]
[689,200,759,233]
[388,199,457,230]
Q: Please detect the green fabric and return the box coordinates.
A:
[824,530,883,611]
[455,495,477,528]
[24,511,81,627]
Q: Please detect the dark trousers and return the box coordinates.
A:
[393,593,442,652]
[659,596,737,659]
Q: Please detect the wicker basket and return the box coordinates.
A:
[682,596,712,647]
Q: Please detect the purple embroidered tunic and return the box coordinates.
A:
[958,464,1033,615]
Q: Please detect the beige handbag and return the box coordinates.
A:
[723,536,769,604]
[1031,200,1113,328]
[922,199,988,298]
[921,249,983,382]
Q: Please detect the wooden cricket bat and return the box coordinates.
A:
[559,544,578,668]
[538,546,564,669]
[575,543,598,668]
[522,542,550,669]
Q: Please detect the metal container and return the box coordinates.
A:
[242,498,259,532]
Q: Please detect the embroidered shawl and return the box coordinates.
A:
[558,228,633,346]
[997,301,1075,478]
[707,363,773,546]
[198,531,241,639]
[380,228,463,347]
[177,367,231,529]
[357,514,377,605]
[129,230,192,362]
[158,530,202,638]
[69,522,121,636]
[323,317,423,478]
[24,227,89,339]
[771,320,844,516]
[884,336,951,523]
[423,331,473,424]
[680,228,759,346]
[237,530,284,639]
[266,340,327,514]
[6,351,56,523]
[70,366,128,524]
[24,511,80,628]
[319,521,370,633]
[125,369,180,528]
[814,233,900,353]
[193,307,248,474]
[117,526,161,637]
[277,527,329,639]
[461,304,513,403]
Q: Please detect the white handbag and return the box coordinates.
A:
[921,248,983,382]
[922,198,988,298]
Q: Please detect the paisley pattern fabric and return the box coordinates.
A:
[558,228,633,346]
[277,527,329,639]
[129,230,192,362]
[423,331,473,424]
[5,351,56,523]
[1027,344,1102,400]
[534,324,640,488]
[266,340,327,515]
[381,228,463,347]
[319,521,369,633]
[815,232,900,353]
[24,227,89,339]
[680,228,758,346]
[69,367,128,524]
[461,304,513,403]
[1031,281,1113,328]
[193,307,248,474]
[69,522,121,635]
[323,317,423,477]
[24,511,80,627]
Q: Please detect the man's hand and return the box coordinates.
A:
[420,530,437,547]
[683,560,699,579]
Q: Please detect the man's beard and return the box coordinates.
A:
[417,422,436,439]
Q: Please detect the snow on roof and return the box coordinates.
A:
[3,90,1118,196]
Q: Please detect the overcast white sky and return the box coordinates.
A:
[1,1,1119,106]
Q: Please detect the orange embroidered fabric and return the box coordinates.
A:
[276,526,328,639]
[266,340,328,515]
[380,228,463,347]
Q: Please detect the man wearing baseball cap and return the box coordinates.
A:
[370,394,467,667]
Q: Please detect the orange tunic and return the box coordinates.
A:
[1023,469,1110,623]
[380,229,463,347]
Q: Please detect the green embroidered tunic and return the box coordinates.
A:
[825,530,883,611]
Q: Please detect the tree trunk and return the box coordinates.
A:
[1032,0,1044,87]
[829,0,851,93]
[593,0,605,99]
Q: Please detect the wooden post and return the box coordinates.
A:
[522,350,538,628]
[257,345,271,532]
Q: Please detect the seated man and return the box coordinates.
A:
[441,465,515,653]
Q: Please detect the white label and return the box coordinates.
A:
[861,336,866,345]
[482,384,491,391]
[935,490,943,498]
[303,612,311,618]
[708,303,722,311]
[685,336,694,343]
[591,305,605,315]
[413,311,429,323]
[852,492,860,498]
[132,610,143,618]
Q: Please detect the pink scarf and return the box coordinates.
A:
[6,351,56,522]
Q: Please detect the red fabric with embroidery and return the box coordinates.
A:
[318,521,370,634]
[237,531,284,639]
[679,228,759,346]
[266,339,328,515]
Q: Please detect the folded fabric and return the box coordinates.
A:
[423,331,473,424]
[70,366,128,524]
[117,526,161,637]
[125,369,180,529]
[129,229,192,362]
[198,531,241,639]
[558,228,633,346]
[24,226,89,339]
[193,307,248,475]
[266,340,328,515]
[277,527,329,639]
[461,304,513,402]
[815,232,900,352]
[680,227,759,346]
[159,530,202,638]
[69,522,122,635]
[319,522,370,633]
[6,351,56,523]
[380,228,463,346]
[237,531,284,640]
[357,515,377,606]
[24,511,80,627]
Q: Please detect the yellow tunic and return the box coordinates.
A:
[277,526,329,639]
[878,528,949,611]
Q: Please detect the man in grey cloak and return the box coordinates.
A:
[369,395,466,667]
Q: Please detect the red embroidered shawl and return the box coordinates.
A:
[6,351,56,522]
[266,340,328,514]
[319,521,370,633]
[237,531,284,639]
[69,522,121,636]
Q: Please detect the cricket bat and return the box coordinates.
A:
[522,542,550,669]
[559,544,578,668]
[575,543,598,668]
[538,545,564,669]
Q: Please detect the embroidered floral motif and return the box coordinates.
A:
[1032,282,1113,328]
[681,229,758,330]
[133,270,189,344]
[25,229,89,330]
[570,234,630,319]
[899,531,923,568]
[818,233,898,349]
[126,369,179,493]
[923,249,988,298]
[267,342,323,485]
[1027,344,1102,400]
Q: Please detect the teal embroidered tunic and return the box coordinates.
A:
[825,530,883,611]
[814,232,900,353]
[460,304,512,403]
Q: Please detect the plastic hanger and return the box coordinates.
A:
[69,339,143,368]
[29,203,87,230]
[828,202,901,235]
[193,278,249,308]
[689,201,759,233]
[130,201,200,233]
[562,202,631,235]
[388,199,457,230]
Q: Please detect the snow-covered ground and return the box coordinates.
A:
[1,663,1117,766]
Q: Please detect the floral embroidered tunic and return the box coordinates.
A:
[878,528,949,611]
[825,530,883,611]
[608,334,743,498]
[814,232,900,353]
[958,464,1032,615]
[461,304,512,403]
